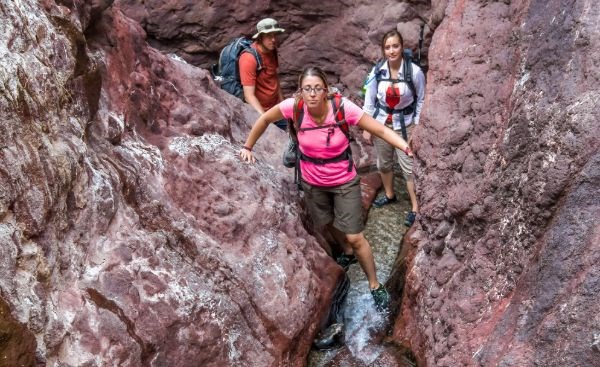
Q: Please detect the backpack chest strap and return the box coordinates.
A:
[299,146,353,171]
[298,120,346,132]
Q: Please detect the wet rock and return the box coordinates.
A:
[592,332,600,353]
[313,323,345,351]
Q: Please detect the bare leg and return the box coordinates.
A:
[407,179,418,212]
[327,223,353,255]
[346,232,379,289]
[380,170,395,199]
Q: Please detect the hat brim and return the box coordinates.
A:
[252,28,285,39]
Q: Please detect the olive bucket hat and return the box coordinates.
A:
[252,18,285,39]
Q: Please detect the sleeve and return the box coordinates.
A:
[239,52,257,86]
[412,64,426,124]
[362,66,378,117]
[279,98,295,119]
[343,98,366,126]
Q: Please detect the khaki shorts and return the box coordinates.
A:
[373,124,414,181]
[300,176,364,234]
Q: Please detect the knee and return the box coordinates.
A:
[346,233,367,249]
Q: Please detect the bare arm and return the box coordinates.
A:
[358,112,412,155]
[240,105,286,163]
[243,85,265,115]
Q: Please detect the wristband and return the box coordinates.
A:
[242,146,252,152]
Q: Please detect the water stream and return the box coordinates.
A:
[307,170,416,367]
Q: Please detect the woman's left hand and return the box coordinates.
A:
[362,130,373,145]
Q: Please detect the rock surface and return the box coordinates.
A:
[0,1,348,365]
[115,0,433,98]
[2,0,599,366]
[394,0,600,366]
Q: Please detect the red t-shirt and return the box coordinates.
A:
[239,43,280,110]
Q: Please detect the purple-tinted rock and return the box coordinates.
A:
[3,0,599,366]
[394,0,600,366]
[1,1,346,365]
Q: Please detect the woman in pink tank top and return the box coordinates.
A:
[240,66,413,312]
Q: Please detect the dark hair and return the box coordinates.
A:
[297,66,330,92]
[380,30,404,57]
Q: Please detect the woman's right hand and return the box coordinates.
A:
[240,148,256,163]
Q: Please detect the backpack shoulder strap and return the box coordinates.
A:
[330,94,351,141]
[241,43,263,73]
[403,52,414,87]
[289,96,304,141]
[375,59,402,84]
[330,94,354,171]
[402,50,417,109]
[374,59,386,83]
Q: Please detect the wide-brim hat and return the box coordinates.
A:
[252,18,285,39]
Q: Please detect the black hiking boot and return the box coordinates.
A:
[335,253,358,270]
[371,284,390,312]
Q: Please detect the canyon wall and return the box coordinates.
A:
[395,0,600,365]
[0,1,346,365]
[1,0,598,366]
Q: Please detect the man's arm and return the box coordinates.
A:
[243,85,265,115]
[239,52,265,115]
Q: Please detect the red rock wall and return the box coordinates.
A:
[395,0,600,365]
[2,0,598,366]
[0,1,345,365]
[115,0,433,98]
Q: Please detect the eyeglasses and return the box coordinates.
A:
[301,86,326,94]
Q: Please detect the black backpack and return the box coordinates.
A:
[370,48,418,141]
[211,37,263,100]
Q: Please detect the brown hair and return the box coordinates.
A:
[297,66,329,91]
[295,66,340,99]
[380,30,404,58]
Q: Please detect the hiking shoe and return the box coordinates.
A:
[373,195,397,208]
[313,322,344,350]
[336,253,358,269]
[371,284,390,312]
[404,211,417,227]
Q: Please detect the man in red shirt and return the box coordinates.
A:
[239,18,287,130]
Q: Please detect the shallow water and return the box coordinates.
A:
[307,170,415,367]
